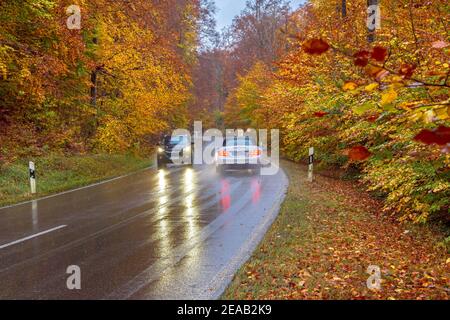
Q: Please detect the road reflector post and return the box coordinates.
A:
[29,161,36,194]
[308,147,314,182]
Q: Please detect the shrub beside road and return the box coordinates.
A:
[0,154,152,207]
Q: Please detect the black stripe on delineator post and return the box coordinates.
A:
[367,0,379,43]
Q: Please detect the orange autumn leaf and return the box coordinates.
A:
[365,65,389,80]
[314,111,329,117]
[302,39,330,55]
[367,114,379,123]
[343,81,358,91]
[348,146,372,161]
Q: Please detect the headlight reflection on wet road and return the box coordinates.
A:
[184,168,196,215]
[157,170,170,207]
[158,215,171,256]
[184,168,195,193]
[157,169,171,256]
[183,168,200,241]
[158,170,167,193]
[182,168,201,270]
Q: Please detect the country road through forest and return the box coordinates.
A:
[0,162,287,299]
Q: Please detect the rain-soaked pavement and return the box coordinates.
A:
[0,162,288,299]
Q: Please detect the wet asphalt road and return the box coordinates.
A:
[0,162,287,300]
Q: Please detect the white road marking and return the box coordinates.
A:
[0,166,155,210]
[0,225,67,250]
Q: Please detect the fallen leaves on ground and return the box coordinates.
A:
[398,64,417,79]
[431,40,449,49]
[223,160,449,300]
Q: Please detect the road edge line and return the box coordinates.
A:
[0,165,156,211]
[0,225,67,250]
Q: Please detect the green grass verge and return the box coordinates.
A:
[0,154,152,207]
[222,160,449,300]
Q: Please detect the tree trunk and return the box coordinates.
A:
[90,70,97,107]
[90,37,98,108]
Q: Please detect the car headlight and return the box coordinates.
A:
[158,147,164,153]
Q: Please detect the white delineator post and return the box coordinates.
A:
[29,161,36,194]
[308,147,314,182]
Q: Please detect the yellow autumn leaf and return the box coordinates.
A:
[381,90,398,106]
[390,82,404,90]
[391,75,403,83]
[435,107,450,120]
[398,102,417,111]
[0,63,7,80]
[422,110,435,123]
[343,81,358,91]
[365,83,379,92]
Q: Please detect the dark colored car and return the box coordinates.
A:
[156,134,193,168]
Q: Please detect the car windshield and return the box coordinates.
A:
[223,137,255,147]
[165,135,188,145]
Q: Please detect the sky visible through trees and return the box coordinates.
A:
[193,0,450,225]
[0,0,449,226]
[0,0,448,301]
[215,0,305,30]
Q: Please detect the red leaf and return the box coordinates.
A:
[414,130,437,145]
[414,126,450,146]
[302,39,330,55]
[371,46,388,62]
[348,146,372,161]
[314,111,329,118]
[353,51,370,67]
[398,64,416,79]
[431,125,449,145]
